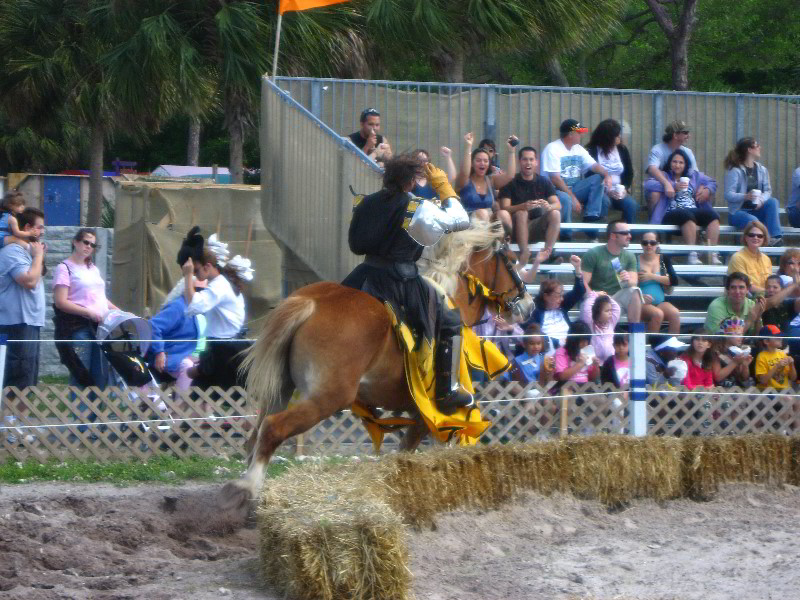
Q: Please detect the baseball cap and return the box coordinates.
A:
[654,336,689,352]
[560,119,588,136]
[758,324,782,337]
[665,120,690,135]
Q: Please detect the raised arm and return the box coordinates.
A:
[440,146,457,182]
[490,136,518,189]
[455,132,474,191]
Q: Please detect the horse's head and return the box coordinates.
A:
[465,242,534,324]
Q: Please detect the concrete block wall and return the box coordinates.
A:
[39,227,114,377]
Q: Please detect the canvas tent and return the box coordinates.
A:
[151,165,232,184]
[112,182,281,324]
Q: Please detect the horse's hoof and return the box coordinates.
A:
[219,481,254,520]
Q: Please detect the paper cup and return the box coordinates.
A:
[679,177,690,185]
[614,184,626,197]
[751,189,762,198]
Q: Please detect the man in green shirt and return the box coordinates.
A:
[705,272,765,335]
[582,220,643,323]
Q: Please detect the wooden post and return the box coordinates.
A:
[216,211,221,238]
[560,384,570,436]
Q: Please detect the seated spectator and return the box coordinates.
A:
[643,120,698,215]
[646,335,688,385]
[679,331,714,389]
[788,166,800,227]
[478,138,504,175]
[348,108,392,165]
[778,248,800,289]
[455,131,516,229]
[498,146,561,265]
[510,324,554,385]
[581,291,620,363]
[411,147,456,199]
[649,149,721,266]
[586,119,637,224]
[761,274,800,331]
[711,318,754,388]
[472,307,523,362]
[754,324,796,390]
[582,220,642,324]
[541,119,613,236]
[705,272,765,335]
[724,137,782,245]
[523,255,585,351]
[727,221,773,294]
[600,330,630,388]
[146,294,200,390]
[553,321,601,385]
[637,232,680,333]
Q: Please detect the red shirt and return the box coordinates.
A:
[680,353,714,389]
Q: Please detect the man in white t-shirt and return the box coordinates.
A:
[540,119,613,239]
[643,120,705,215]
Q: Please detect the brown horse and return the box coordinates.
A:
[223,221,532,508]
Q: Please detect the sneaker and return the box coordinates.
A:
[709,252,723,266]
[769,237,784,247]
[688,251,702,265]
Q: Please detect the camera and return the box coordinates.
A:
[508,136,519,147]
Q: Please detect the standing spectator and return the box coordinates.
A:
[541,119,612,230]
[787,166,800,228]
[455,132,516,228]
[643,120,698,215]
[637,232,681,333]
[581,220,643,324]
[581,291,621,363]
[53,228,118,388]
[727,221,773,294]
[679,331,714,389]
[586,119,638,224]
[0,191,37,247]
[510,324,553,385]
[704,272,765,335]
[754,324,796,390]
[724,137,783,245]
[498,146,561,266]
[411,148,456,199]
[348,108,392,165]
[0,207,46,388]
[649,149,721,265]
[600,331,631,388]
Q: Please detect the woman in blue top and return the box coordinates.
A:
[637,231,680,333]
[455,132,516,231]
[411,147,456,199]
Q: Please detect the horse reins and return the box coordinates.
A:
[463,244,527,327]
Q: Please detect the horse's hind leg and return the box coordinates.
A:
[399,419,429,452]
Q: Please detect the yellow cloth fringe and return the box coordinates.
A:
[463,272,506,314]
[353,302,510,452]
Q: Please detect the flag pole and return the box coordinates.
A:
[271,12,283,80]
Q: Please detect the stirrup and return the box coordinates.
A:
[436,387,474,415]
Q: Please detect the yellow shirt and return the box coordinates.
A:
[727,249,773,291]
[755,348,791,390]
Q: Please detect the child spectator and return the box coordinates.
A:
[679,331,714,389]
[755,324,797,390]
[711,317,754,388]
[778,248,800,290]
[762,274,800,331]
[647,336,689,385]
[554,321,601,384]
[0,192,35,247]
[510,324,554,385]
[581,291,621,363]
[600,330,630,388]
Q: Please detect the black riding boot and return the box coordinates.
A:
[434,333,474,415]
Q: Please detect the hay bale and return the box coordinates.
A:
[681,435,792,500]
[257,466,410,600]
[791,436,800,486]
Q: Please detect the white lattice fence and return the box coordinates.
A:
[2,383,799,462]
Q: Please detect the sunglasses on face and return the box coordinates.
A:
[747,232,765,239]
[641,240,658,246]
[614,230,632,236]
[79,239,97,248]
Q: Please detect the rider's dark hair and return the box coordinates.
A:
[383,153,423,194]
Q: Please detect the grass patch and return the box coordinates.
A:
[39,375,70,385]
[0,454,298,484]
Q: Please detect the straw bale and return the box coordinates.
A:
[257,465,410,600]
[681,435,792,500]
[791,436,800,486]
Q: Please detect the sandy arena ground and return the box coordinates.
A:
[0,480,798,600]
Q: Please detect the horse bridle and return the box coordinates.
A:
[464,244,529,323]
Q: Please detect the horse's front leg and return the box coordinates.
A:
[399,419,429,452]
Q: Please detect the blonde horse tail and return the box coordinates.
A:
[240,295,315,416]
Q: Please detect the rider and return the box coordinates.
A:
[343,154,474,414]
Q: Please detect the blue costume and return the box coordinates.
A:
[147,296,199,374]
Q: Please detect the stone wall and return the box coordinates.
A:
[38,227,114,377]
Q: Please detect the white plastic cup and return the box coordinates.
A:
[751,189,762,199]
[679,176,690,185]
[614,183,626,197]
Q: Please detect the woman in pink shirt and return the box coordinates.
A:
[53,228,118,389]
[679,331,715,389]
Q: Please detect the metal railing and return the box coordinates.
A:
[275,77,799,206]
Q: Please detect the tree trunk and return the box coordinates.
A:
[87,125,104,227]
[227,115,244,185]
[431,47,465,83]
[577,52,589,87]
[670,36,689,91]
[187,117,201,166]
[644,0,697,91]
[545,56,569,87]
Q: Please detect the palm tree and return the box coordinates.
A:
[365,0,629,83]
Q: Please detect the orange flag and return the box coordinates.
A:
[279,0,350,14]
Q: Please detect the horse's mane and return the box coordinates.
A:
[421,219,505,296]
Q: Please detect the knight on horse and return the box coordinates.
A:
[343,154,475,414]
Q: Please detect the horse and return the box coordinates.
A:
[222,221,533,510]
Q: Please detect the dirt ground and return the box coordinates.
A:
[0,480,798,600]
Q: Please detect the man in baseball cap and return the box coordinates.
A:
[643,118,703,216]
[540,118,612,239]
